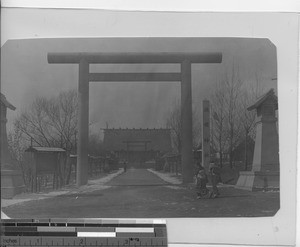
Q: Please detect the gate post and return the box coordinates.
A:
[77,59,89,186]
[181,60,194,184]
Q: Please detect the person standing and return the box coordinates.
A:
[123,160,127,172]
[195,166,210,199]
[209,163,221,198]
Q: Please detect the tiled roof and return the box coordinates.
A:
[103,128,172,152]
[247,89,278,111]
[0,93,16,110]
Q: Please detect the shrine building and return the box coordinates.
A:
[103,128,172,165]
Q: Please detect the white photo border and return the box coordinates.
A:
[1,8,298,247]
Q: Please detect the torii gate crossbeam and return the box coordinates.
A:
[48,52,222,186]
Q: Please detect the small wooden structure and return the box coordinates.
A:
[25,146,66,192]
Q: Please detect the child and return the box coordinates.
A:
[195,166,210,199]
[123,160,127,172]
[209,163,221,198]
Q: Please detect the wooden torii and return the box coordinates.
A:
[48,52,222,186]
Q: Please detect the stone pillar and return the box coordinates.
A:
[236,89,279,191]
[1,94,25,198]
[1,101,10,168]
[181,60,193,184]
[202,100,210,173]
[77,59,89,186]
[252,113,279,172]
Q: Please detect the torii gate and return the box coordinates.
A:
[48,52,222,186]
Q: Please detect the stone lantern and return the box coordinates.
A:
[236,89,279,190]
[1,93,25,198]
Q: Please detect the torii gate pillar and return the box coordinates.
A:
[77,59,89,186]
[181,60,194,183]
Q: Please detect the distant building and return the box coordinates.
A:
[103,128,172,165]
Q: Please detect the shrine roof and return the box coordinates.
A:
[0,93,16,110]
[247,89,278,111]
[103,128,172,152]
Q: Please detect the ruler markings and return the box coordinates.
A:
[0,239,167,246]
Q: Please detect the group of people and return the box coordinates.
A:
[195,163,221,199]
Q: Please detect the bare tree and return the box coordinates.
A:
[211,62,268,170]
[211,64,258,168]
[238,90,256,170]
[44,90,78,152]
[165,100,201,154]
[166,101,181,153]
[13,90,78,151]
[10,90,79,186]
[224,65,243,168]
[211,80,227,168]
[7,126,28,185]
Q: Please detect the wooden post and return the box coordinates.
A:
[181,60,194,184]
[77,59,89,186]
[33,155,37,193]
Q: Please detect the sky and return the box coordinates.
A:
[1,37,277,134]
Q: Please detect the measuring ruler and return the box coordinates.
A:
[0,219,167,246]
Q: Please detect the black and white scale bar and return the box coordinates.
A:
[0,219,167,246]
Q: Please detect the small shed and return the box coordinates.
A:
[25,146,66,192]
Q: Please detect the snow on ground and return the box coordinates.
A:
[1,210,10,219]
[147,169,182,185]
[164,185,185,190]
[147,169,235,189]
[1,169,124,208]
[66,169,124,194]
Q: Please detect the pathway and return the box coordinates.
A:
[2,168,280,218]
